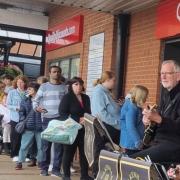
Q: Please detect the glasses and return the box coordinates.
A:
[160,72,177,76]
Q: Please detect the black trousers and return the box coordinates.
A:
[62,128,89,178]
[103,122,120,145]
[10,121,21,158]
[130,140,180,167]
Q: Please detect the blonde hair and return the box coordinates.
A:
[129,85,149,107]
[13,75,29,89]
[93,71,115,86]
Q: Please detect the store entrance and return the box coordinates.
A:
[164,38,180,62]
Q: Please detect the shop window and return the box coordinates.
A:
[49,56,80,79]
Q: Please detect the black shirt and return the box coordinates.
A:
[155,82,180,143]
[59,91,91,122]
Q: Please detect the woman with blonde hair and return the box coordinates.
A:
[120,85,149,155]
[91,71,121,144]
[7,75,29,161]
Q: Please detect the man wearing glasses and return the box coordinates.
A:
[131,60,180,167]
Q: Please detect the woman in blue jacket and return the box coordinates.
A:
[120,85,149,155]
[91,71,121,144]
[15,83,43,170]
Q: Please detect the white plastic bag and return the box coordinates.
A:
[41,118,82,144]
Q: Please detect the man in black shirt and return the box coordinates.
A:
[131,60,180,166]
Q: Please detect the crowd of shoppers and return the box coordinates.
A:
[0,59,179,180]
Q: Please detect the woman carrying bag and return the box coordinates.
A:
[59,77,93,180]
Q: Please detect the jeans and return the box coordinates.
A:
[41,117,63,172]
[18,130,42,163]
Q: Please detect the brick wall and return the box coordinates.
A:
[125,7,161,104]
[46,6,116,85]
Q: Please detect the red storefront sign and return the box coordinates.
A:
[156,0,180,39]
[46,15,83,51]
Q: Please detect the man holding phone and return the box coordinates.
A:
[33,66,67,177]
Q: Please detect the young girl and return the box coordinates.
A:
[0,93,11,155]
[120,85,149,155]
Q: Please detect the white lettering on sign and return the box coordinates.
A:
[177,3,180,22]
[46,26,76,44]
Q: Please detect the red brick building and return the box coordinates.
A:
[45,0,180,104]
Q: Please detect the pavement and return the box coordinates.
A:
[0,155,80,180]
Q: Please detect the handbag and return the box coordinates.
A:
[15,120,26,134]
[15,109,33,134]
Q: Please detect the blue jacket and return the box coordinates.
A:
[91,84,120,129]
[7,89,26,122]
[120,99,144,150]
[19,97,42,132]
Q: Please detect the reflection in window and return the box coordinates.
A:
[60,60,69,79]
[70,58,80,78]
[49,56,80,80]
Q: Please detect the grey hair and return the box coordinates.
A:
[162,60,180,72]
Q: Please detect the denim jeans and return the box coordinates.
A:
[18,130,42,163]
[41,117,63,172]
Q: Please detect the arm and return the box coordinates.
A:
[125,106,142,148]
[19,100,27,121]
[85,95,91,114]
[6,91,18,111]
[59,95,70,120]
[32,85,43,112]
[91,91,117,125]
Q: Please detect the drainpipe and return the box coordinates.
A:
[115,14,130,99]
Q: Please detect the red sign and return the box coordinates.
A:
[156,0,180,39]
[46,15,83,51]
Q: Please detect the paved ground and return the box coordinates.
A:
[0,155,80,180]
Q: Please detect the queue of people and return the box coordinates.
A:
[0,59,179,180]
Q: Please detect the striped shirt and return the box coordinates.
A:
[33,82,67,118]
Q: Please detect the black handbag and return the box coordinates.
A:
[15,109,32,134]
[15,120,26,134]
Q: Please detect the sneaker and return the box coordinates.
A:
[27,160,36,167]
[12,156,19,162]
[51,171,62,177]
[15,163,22,170]
[48,164,53,172]
[40,170,49,176]
[25,158,31,162]
[70,166,76,173]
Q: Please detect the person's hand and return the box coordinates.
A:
[143,111,162,124]
[142,115,150,126]
[36,106,48,113]
[79,117,85,125]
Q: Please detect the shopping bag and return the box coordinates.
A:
[41,118,82,144]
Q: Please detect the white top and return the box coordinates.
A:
[0,104,11,126]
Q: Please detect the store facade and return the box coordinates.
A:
[46,0,180,103]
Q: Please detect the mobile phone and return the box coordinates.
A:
[42,109,48,113]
